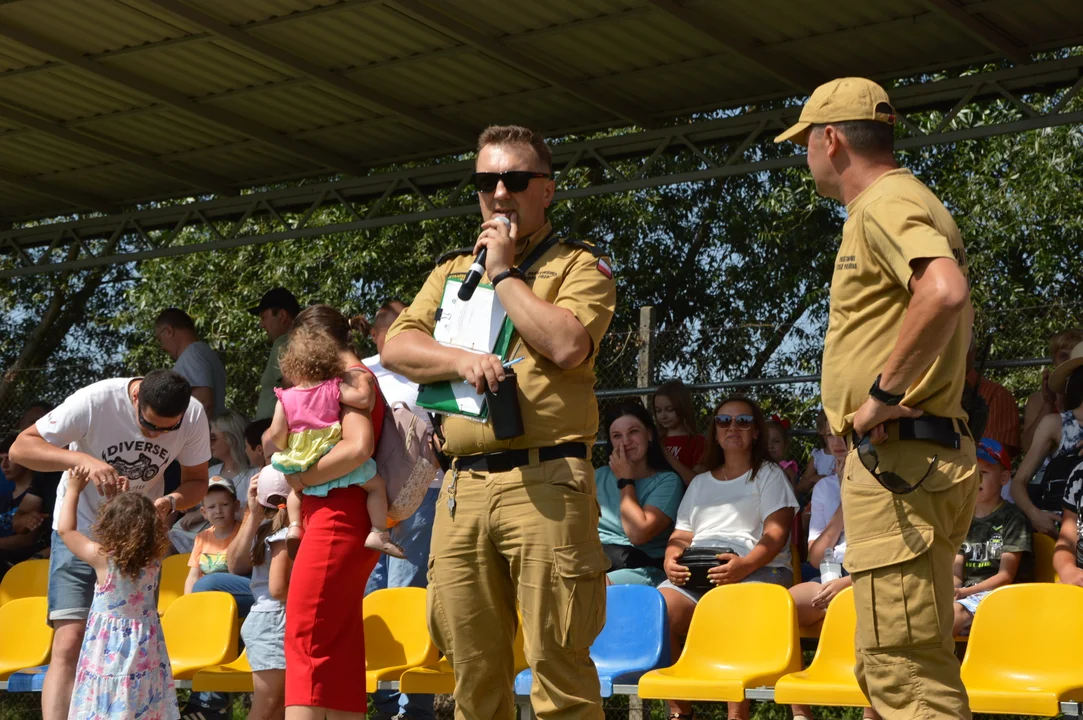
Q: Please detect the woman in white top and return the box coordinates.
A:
[788,436,881,720]
[660,397,798,720]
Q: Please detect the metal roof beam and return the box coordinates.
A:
[143,0,475,145]
[0,168,119,214]
[0,24,367,176]
[645,0,817,93]
[0,101,237,196]
[921,0,1030,64]
[384,0,654,129]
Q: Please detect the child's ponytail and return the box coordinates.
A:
[251,500,289,566]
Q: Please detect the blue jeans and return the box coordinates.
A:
[364,487,438,720]
[189,573,253,711]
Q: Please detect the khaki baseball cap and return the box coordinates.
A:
[774,77,896,146]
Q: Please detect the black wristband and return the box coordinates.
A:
[869,374,905,406]
[491,267,524,287]
[617,478,635,489]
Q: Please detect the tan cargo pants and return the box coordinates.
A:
[842,430,979,719]
[427,453,607,720]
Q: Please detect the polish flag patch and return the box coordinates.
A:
[596,258,613,279]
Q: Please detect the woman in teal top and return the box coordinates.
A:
[596,403,685,586]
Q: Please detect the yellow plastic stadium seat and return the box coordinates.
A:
[961,584,1083,716]
[365,587,441,692]
[638,583,802,703]
[162,591,238,679]
[191,650,253,693]
[400,614,528,694]
[0,559,49,606]
[1032,532,1058,583]
[0,597,53,679]
[775,587,870,708]
[158,553,191,615]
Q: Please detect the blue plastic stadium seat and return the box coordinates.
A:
[7,665,48,692]
[514,584,669,697]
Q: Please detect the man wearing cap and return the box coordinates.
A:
[776,78,978,718]
[382,124,615,720]
[248,288,301,420]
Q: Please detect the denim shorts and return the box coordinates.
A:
[658,565,793,604]
[241,608,286,672]
[47,530,96,625]
[956,589,991,616]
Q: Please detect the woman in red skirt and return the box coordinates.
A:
[282,306,385,719]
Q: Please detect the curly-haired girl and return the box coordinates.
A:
[58,466,178,720]
[266,325,404,559]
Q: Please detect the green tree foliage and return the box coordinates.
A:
[2,68,1082,433]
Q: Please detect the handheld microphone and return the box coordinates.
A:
[458,216,510,301]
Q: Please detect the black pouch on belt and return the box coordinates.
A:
[678,546,737,593]
[485,369,525,440]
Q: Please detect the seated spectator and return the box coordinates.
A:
[652,379,704,485]
[953,438,1032,637]
[244,418,272,470]
[14,401,59,555]
[788,438,880,720]
[1054,454,1083,586]
[797,409,835,497]
[170,410,255,553]
[1010,342,1083,536]
[765,415,799,484]
[965,338,1021,457]
[660,396,797,720]
[184,478,243,598]
[0,434,49,568]
[595,403,683,587]
[1023,328,1083,454]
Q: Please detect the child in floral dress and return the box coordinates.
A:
[58,466,178,720]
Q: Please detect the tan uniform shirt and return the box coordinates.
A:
[822,168,971,436]
[386,221,616,456]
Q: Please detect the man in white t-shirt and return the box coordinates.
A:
[363,299,441,720]
[10,369,211,720]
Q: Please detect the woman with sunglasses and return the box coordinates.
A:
[597,403,684,587]
[659,396,798,720]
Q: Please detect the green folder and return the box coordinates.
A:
[417,277,516,420]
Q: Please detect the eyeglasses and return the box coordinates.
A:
[715,414,754,430]
[473,171,550,193]
[137,400,183,433]
[855,433,937,495]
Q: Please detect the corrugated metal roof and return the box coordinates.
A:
[0,0,1080,221]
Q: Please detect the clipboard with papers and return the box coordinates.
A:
[416,277,515,419]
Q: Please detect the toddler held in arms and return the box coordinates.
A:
[264,324,404,559]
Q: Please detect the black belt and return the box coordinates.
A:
[850,415,967,450]
[452,442,587,474]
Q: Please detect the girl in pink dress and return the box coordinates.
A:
[266,323,404,558]
[58,467,177,720]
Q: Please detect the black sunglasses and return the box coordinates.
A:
[856,434,937,495]
[473,171,550,194]
[715,414,754,429]
[138,400,183,433]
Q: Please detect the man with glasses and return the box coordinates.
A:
[383,125,615,720]
[776,78,978,719]
[10,369,210,720]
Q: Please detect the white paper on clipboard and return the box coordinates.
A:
[434,279,507,354]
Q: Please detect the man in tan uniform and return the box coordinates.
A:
[776,78,979,718]
[383,125,615,720]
